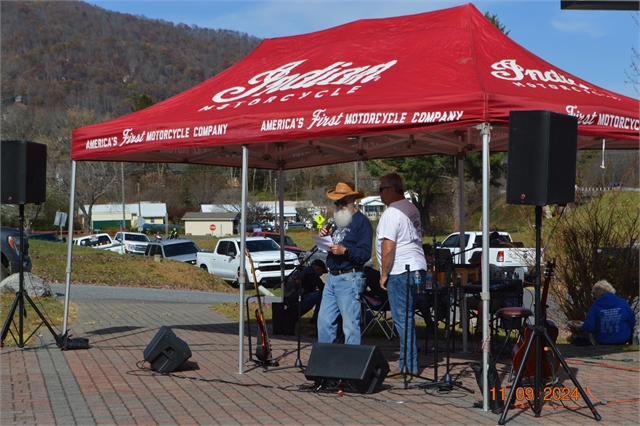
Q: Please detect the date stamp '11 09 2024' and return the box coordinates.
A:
[491,386,581,402]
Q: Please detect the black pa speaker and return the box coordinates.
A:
[506,111,578,206]
[143,326,192,373]
[1,140,47,205]
[304,343,389,394]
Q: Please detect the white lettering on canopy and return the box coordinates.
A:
[260,118,304,131]
[344,112,407,125]
[565,105,640,130]
[490,59,619,100]
[85,136,117,150]
[120,129,146,146]
[410,111,463,124]
[209,59,397,104]
[193,124,228,137]
[146,127,190,141]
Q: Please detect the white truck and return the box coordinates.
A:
[438,231,536,281]
[197,236,299,287]
[108,231,150,255]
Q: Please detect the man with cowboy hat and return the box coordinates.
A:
[317,182,373,345]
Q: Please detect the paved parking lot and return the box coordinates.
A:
[1,291,639,425]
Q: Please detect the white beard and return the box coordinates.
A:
[334,203,354,228]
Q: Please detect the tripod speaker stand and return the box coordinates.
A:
[498,206,600,423]
[1,205,65,348]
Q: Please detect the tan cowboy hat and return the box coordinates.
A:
[327,182,365,200]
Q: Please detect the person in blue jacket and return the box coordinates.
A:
[317,182,373,345]
[570,280,636,345]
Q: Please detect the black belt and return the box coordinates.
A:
[329,267,363,276]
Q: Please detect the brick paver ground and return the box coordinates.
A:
[2,298,639,425]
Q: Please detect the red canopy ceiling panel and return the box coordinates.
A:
[71,4,638,169]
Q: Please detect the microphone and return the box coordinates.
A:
[326,218,335,233]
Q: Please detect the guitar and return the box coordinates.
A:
[245,249,272,362]
[511,258,559,378]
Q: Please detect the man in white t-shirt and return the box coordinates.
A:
[376,173,427,377]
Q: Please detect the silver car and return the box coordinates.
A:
[144,239,201,265]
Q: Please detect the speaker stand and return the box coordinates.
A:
[498,206,600,424]
[1,205,65,349]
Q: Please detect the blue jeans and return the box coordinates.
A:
[387,270,422,374]
[299,290,322,321]
[318,271,365,345]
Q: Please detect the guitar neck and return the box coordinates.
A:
[539,258,556,318]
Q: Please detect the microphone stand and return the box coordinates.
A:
[407,248,474,394]
[267,246,320,373]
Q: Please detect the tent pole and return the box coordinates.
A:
[458,149,468,352]
[278,168,285,295]
[62,160,77,335]
[238,146,249,374]
[480,123,491,411]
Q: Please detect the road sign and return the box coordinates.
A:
[210,224,216,231]
[54,211,68,227]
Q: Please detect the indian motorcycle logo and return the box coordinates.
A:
[490,59,620,101]
[199,59,397,111]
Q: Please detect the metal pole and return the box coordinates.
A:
[458,150,468,351]
[137,182,142,231]
[278,169,285,296]
[480,123,491,411]
[238,146,249,374]
[121,163,126,232]
[62,161,77,334]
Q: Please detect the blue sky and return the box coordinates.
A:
[87,0,639,99]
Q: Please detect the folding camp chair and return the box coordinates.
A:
[360,267,395,340]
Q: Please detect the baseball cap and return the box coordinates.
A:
[310,259,328,274]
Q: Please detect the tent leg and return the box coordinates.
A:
[480,123,491,412]
[238,146,249,374]
[62,161,77,335]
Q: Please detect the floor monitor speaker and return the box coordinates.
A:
[143,326,192,373]
[506,111,578,206]
[1,140,47,205]
[304,343,389,394]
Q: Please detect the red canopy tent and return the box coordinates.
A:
[72,4,638,167]
[68,4,638,399]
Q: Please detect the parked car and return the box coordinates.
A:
[73,233,115,249]
[144,239,201,265]
[286,222,308,229]
[245,221,274,233]
[302,245,328,266]
[1,226,32,281]
[250,231,305,259]
[28,232,66,243]
[108,231,150,255]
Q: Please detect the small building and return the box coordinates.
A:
[81,202,167,231]
[182,212,239,236]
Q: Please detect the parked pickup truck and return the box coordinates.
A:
[197,236,299,288]
[73,233,115,249]
[107,232,150,255]
[438,231,536,280]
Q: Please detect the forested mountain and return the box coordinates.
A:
[1,0,260,116]
[0,1,364,230]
